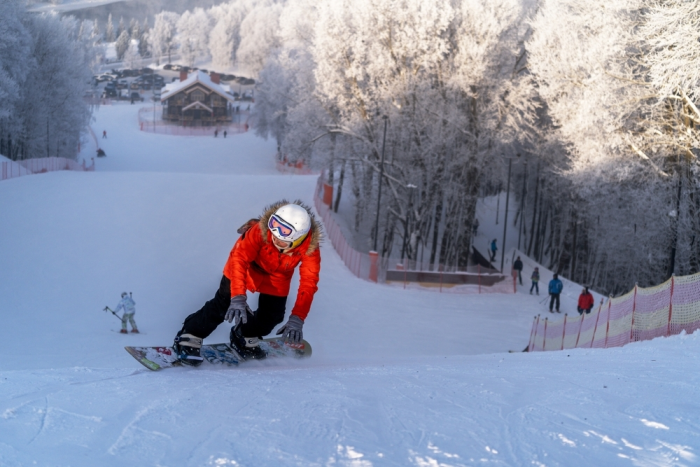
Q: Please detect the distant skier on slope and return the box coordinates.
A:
[173,201,322,366]
[513,256,523,286]
[114,292,139,333]
[548,274,563,313]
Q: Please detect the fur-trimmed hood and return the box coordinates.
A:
[238,200,322,255]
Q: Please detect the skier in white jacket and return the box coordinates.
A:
[115,292,139,334]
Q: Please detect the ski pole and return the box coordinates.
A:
[104,306,123,321]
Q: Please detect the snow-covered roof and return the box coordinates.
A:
[160,71,235,103]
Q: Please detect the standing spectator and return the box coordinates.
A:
[114,292,139,333]
[513,256,523,285]
[215,129,218,137]
[489,239,497,262]
[472,218,479,236]
[223,130,227,138]
[577,287,594,315]
[102,130,107,139]
[548,273,563,313]
[530,267,540,295]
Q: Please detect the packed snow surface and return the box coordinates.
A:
[0,103,698,466]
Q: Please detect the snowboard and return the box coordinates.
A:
[125,337,312,371]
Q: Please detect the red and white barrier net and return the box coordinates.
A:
[314,177,514,293]
[2,157,95,181]
[138,108,249,136]
[529,273,700,351]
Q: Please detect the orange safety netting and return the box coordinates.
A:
[529,272,700,351]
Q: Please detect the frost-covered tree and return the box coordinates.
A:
[105,13,114,42]
[177,8,211,67]
[0,1,32,138]
[208,0,253,69]
[149,11,179,65]
[115,30,130,61]
[123,42,139,68]
[116,17,125,39]
[0,11,91,161]
[237,1,283,76]
[138,22,149,57]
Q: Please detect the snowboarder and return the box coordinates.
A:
[96,148,106,157]
[223,130,227,138]
[114,292,139,333]
[548,274,563,313]
[530,267,540,295]
[173,201,322,366]
[102,130,107,139]
[489,239,497,262]
[214,129,218,137]
[513,256,523,285]
[577,287,594,315]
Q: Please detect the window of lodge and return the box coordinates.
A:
[191,90,205,102]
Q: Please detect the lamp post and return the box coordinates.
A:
[401,183,417,261]
[500,157,513,273]
[153,88,161,131]
[372,115,389,253]
[518,155,527,250]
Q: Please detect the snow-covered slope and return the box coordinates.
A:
[0,103,698,466]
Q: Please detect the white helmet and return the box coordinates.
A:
[268,204,311,249]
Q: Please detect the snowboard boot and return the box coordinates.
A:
[130,328,139,333]
[173,331,204,367]
[229,326,266,360]
[120,329,128,334]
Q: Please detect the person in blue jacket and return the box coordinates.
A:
[489,239,497,262]
[548,274,563,313]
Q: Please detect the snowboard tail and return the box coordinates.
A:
[125,337,312,371]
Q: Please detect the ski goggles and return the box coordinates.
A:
[268,214,295,238]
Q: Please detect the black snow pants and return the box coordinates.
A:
[180,275,287,339]
[549,293,560,312]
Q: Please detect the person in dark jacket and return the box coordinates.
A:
[548,273,563,313]
[513,256,523,285]
[530,267,540,295]
[577,287,594,315]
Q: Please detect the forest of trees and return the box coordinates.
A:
[0,2,96,161]
[251,0,700,295]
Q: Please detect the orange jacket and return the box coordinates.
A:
[578,292,594,311]
[223,208,321,321]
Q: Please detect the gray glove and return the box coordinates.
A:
[224,295,252,325]
[276,315,304,344]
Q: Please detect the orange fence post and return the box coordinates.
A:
[369,251,379,282]
[667,276,675,337]
[528,315,539,352]
[604,300,612,348]
[629,284,638,343]
[574,312,584,348]
[561,314,568,350]
[478,264,481,294]
[542,318,548,351]
[590,299,604,348]
[322,183,333,206]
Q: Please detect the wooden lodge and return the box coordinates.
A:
[160,71,236,126]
